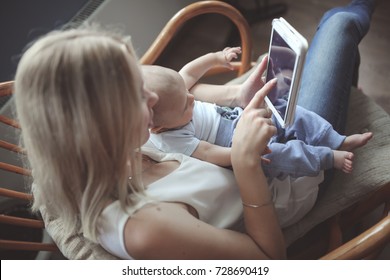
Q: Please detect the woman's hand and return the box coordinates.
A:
[230,77,286,259]
[232,78,277,167]
[238,55,268,108]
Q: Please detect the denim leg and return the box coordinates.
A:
[297,0,374,134]
[262,141,333,179]
[296,1,374,196]
[283,106,345,149]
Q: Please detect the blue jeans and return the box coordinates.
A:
[297,0,374,133]
[296,0,374,192]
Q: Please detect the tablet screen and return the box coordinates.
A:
[265,29,297,124]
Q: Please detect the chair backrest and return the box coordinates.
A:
[0,81,60,259]
[139,0,253,76]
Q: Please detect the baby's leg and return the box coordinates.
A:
[263,140,333,179]
[333,131,373,174]
[339,132,373,151]
[282,106,346,148]
[333,150,354,173]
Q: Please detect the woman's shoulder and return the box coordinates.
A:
[98,198,160,259]
[122,202,194,259]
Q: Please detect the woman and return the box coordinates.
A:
[13,0,373,259]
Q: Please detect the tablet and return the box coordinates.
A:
[265,17,308,128]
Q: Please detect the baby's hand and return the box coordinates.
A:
[218,47,241,69]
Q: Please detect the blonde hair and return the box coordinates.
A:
[14,27,145,242]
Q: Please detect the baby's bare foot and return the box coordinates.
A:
[340,132,373,151]
[333,150,354,173]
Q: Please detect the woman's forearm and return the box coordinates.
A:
[190,83,242,107]
[233,156,286,259]
[231,78,285,259]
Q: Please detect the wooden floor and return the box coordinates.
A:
[158,0,390,259]
[158,0,390,114]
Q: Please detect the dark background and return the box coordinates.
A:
[0,0,89,83]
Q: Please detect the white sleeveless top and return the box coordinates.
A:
[97,141,322,259]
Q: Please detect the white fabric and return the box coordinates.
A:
[269,175,321,228]
[149,100,221,156]
[97,200,137,259]
[97,141,322,259]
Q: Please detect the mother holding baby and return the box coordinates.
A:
[13,0,374,259]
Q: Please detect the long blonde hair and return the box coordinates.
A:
[14,27,145,241]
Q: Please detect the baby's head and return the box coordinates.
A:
[142,65,195,132]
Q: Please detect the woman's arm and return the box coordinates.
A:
[124,202,279,259]
[230,78,286,259]
[190,83,241,107]
[190,55,268,109]
[179,47,241,90]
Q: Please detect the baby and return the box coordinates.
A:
[143,47,372,179]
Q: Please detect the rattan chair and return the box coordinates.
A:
[0,81,58,259]
[1,1,389,259]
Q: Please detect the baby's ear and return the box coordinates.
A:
[150,126,169,134]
